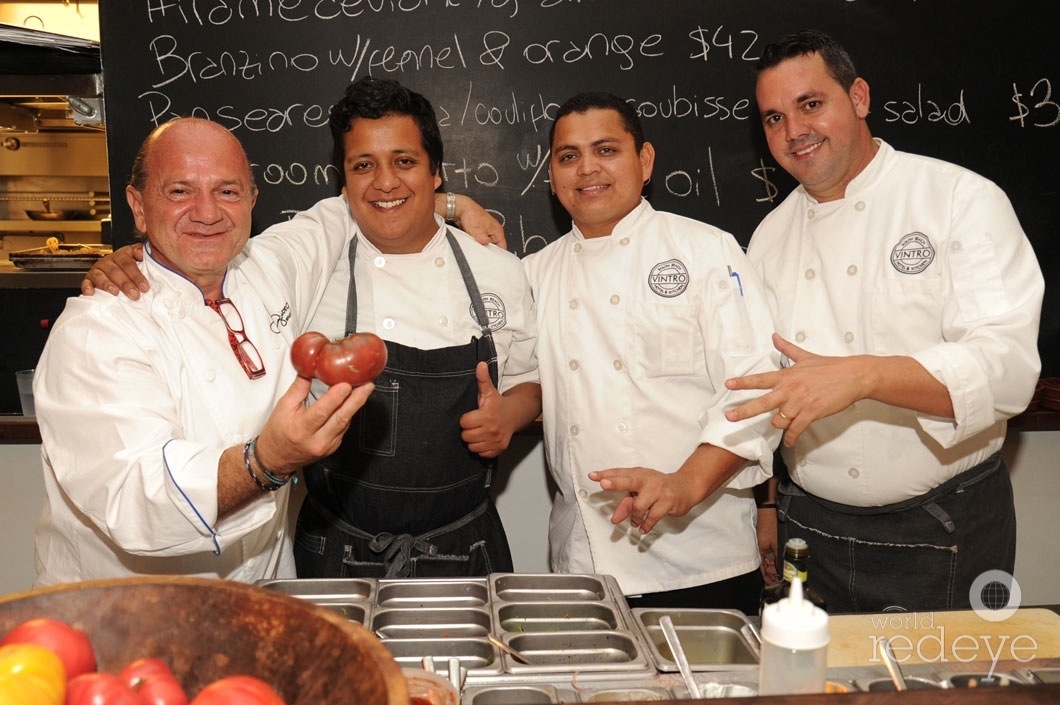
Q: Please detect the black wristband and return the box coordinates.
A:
[756,502,777,509]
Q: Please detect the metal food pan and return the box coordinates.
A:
[490,573,608,602]
[580,686,674,702]
[940,671,1027,688]
[632,608,760,671]
[503,630,651,674]
[382,637,503,677]
[495,602,619,633]
[313,601,369,625]
[857,676,942,691]
[256,577,375,603]
[376,578,489,608]
[373,606,492,639]
[466,684,561,705]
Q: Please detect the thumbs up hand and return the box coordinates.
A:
[459,361,510,459]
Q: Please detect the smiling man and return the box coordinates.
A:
[523,92,781,612]
[292,77,541,579]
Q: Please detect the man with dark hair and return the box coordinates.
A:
[725,30,1043,612]
[293,77,540,579]
[524,92,781,612]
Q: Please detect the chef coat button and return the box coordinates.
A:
[847,264,858,276]
[855,201,866,212]
[804,269,815,280]
[610,294,620,305]
[434,257,445,268]
[619,237,630,246]
[438,315,448,327]
[164,298,175,310]
[205,370,216,382]
[795,331,806,343]
[573,243,583,253]
[617,421,628,433]
[613,360,622,371]
[382,317,396,330]
[798,456,807,467]
[950,241,962,252]
[848,467,860,479]
[578,488,588,499]
[844,331,855,343]
[570,425,580,437]
[373,255,386,268]
[568,360,579,371]
[807,209,816,220]
[569,299,579,310]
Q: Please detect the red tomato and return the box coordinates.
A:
[289,331,328,379]
[189,676,286,705]
[67,672,143,705]
[0,617,95,680]
[120,658,188,705]
[291,331,387,387]
[0,643,66,704]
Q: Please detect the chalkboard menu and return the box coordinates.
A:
[99,0,1058,375]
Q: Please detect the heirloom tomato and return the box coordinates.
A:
[67,672,143,705]
[0,643,66,705]
[290,331,387,387]
[120,657,188,705]
[0,616,95,680]
[189,675,286,705]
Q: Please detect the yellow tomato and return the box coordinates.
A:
[0,644,66,705]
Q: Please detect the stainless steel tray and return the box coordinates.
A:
[632,608,761,672]
[9,244,111,270]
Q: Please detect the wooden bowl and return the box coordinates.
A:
[0,576,408,705]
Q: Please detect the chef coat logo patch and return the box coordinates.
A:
[648,259,690,298]
[890,232,935,275]
[469,293,507,332]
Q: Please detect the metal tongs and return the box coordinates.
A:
[879,637,908,691]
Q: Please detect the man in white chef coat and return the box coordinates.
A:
[523,92,781,612]
[34,117,374,586]
[725,30,1044,612]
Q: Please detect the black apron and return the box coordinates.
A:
[294,230,513,578]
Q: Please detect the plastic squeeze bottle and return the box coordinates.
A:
[757,575,829,695]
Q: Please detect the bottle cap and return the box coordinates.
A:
[760,577,829,649]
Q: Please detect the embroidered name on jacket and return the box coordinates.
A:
[469,292,507,331]
[648,259,690,297]
[890,232,935,274]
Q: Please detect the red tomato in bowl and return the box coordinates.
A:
[120,657,188,705]
[291,331,387,387]
[0,617,95,680]
[67,672,143,705]
[189,675,286,705]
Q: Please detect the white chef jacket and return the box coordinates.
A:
[523,199,781,596]
[307,197,538,392]
[33,203,348,586]
[747,140,1043,506]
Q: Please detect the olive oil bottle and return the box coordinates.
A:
[759,538,828,615]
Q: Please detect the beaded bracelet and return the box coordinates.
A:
[249,436,296,488]
[243,440,279,492]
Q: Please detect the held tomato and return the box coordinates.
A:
[67,672,143,705]
[290,331,387,387]
[189,675,286,705]
[0,616,95,680]
[0,643,66,705]
[289,331,328,379]
[120,658,188,705]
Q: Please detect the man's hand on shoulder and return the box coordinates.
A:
[81,243,149,299]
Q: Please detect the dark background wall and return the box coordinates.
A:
[98,0,1058,375]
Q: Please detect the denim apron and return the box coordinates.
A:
[294,230,513,578]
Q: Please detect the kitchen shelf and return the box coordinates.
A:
[0,220,102,233]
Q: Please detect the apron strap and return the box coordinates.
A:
[306,493,491,578]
